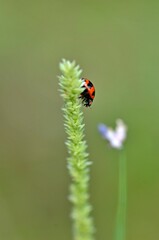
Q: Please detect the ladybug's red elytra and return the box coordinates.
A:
[80,78,95,107]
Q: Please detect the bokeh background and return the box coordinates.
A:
[1,0,159,239]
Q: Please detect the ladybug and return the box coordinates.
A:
[80,78,95,107]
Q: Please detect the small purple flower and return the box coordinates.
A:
[98,119,127,149]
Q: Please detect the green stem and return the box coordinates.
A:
[59,59,95,240]
[115,150,127,240]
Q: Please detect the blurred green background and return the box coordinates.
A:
[1,0,159,239]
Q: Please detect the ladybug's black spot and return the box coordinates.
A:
[92,91,95,96]
[87,81,93,88]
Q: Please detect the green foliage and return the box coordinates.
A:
[59,59,95,240]
[115,150,127,240]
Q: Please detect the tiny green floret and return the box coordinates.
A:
[59,59,95,240]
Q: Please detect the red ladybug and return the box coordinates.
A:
[80,78,95,107]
